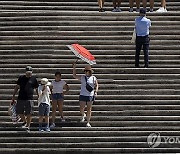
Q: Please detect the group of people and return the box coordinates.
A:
[12,64,98,132]
[98,0,167,12]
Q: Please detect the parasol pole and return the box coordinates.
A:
[75,58,79,63]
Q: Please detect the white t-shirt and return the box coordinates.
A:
[38,85,51,106]
[80,75,97,96]
[51,80,66,94]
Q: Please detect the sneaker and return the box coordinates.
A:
[112,8,117,12]
[26,127,30,132]
[136,8,140,12]
[39,128,44,132]
[86,123,91,127]
[61,118,65,122]
[116,7,122,12]
[45,127,50,132]
[50,123,56,128]
[129,8,133,12]
[21,122,26,128]
[150,9,153,12]
[99,8,105,12]
[22,123,29,129]
[80,113,86,122]
[156,7,167,12]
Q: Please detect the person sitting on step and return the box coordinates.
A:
[112,0,123,12]
[98,0,105,12]
[50,72,69,128]
[38,78,51,132]
[156,0,167,12]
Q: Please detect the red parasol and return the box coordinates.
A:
[67,44,96,65]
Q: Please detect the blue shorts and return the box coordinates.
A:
[39,103,50,116]
[79,95,95,102]
[52,93,64,101]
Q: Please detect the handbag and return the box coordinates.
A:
[85,76,94,92]
[8,101,21,124]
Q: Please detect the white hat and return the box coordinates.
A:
[41,78,51,86]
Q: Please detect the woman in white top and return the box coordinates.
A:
[50,72,69,128]
[73,63,99,127]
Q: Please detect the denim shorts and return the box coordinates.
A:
[16,100,34,115]
[79,95,95,102]
[52,93,64,101]
[39,103,50,116]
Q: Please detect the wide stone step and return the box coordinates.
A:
[1,4,179,12]
[1,20,180,27]
[1,94,180,101]
[1,26,180,31]
[1,130,180,137]
[1,16,180,22]
[1,11,180,16]
[1,126,180,131]
[0,49,180,56]
[2,110,180,116]
[1,40,180,46]
[1,100,180,106]
[2,115,180,123]
[0,148,179,154]
[0,45,179,50]
[0,142,179,149]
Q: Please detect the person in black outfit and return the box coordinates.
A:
[12,66,38,131]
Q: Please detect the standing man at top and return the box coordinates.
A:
[12,66,39,131]
[134,8,151,68]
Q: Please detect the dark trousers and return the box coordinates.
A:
[135,35,150,68]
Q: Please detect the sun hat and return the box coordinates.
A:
[41,78,51,86]
[84,65,94,73]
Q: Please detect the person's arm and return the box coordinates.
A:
[34,78,39,97]
[38,86,46,96]
[12,84,20,103]
[94,79,99,96]
[72,62,81,80]
[131,19,136,43]
[63,84,69,96]
[49,85,53,95]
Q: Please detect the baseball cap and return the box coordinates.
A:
[26,66,33,72]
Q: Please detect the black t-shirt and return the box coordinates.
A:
[17,75,39,100]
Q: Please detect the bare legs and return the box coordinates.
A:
[80,101,93,127]
[98,0,105,12]
[51,100,64,125]
[143,0,154,11]
[129,0,140,12]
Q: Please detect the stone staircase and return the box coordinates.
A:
[0,0,180,153]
